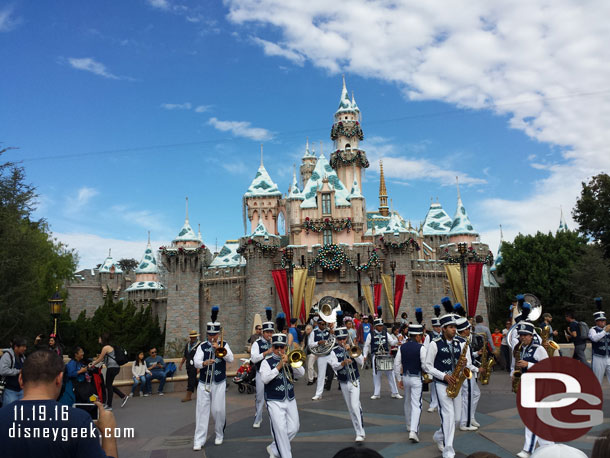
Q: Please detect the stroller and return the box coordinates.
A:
[233,358,256,394]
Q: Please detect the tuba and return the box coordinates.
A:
[310,296,339,356]
[447,337,472,398]
[477,333,495,385]
[508,293,543,350]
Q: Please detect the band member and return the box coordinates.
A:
[394,323,427,443]
[309,317,332,400]
[179,329,201,402]
[424,311,472,458]
[512,322,554,458]
[455,317,481,431]
[261,331,305,458]
[589,298,610,384]
[427,305,442,413]
[250,307,275,428]
[509,295,542,349]
[193,306,234,450]
[329,317,365,442]
[364,307,402,400]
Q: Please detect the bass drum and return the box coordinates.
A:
[374,355,393,372]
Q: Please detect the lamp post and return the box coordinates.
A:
[457,242,469,313]
[48,288,64,337]
[390,260,397,324]
[285,247,294,319]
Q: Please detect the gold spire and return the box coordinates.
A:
[379,160,389,216]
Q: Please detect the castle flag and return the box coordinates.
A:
[292,267,308,322]
[363,282,375,317]
[443,264,465,306]
[381,274,393,318]
[271,269,291,322]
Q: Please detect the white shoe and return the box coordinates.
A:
[355,435,365,442]
[193,444,202,451]
[459,425,478,431]
[105,406,113,411]
[516,451,531,458]
[391,393,403,399]
[253,421,262,429]
[427,406,436,413]
[370,395,380,400]
[266,444,278,458]
[409,432,419,443]
[158,392,164,396]
[128,392,134,398]
[214,438,223,446]
[312,395,321,400]
[471,419,481,427]
[435,440,444,452]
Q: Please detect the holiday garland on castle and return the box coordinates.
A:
[304,217,352,233]
[443,247,494,265]
[379,236,420,251]
[329,149,370,169]
[280,250,296,269]
[236,238,279,255]
[159,245,206,257]
[330,121,364,141]
[309,244,379,272]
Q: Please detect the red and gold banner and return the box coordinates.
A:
[271,269,290,322]
[467,263,484,316]
[393,274,406,320]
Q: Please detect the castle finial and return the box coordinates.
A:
[342,74,346,91]
[185,196,189,223]
[147,230,151,245]
[456,176,461,200]
[379,159,389,216]
[260,144,264,166]
[108,248,111,257]
[306,137,309,153]
[320,141,323,156]
[198,223,202,241]
[499,224,504,241]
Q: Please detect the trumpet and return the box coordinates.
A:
[283,348,306,383]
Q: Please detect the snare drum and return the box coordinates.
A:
[374,354,393,371]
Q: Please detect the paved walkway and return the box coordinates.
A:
[112,367,610,458]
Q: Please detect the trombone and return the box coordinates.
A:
[203,328,225,392]
[341,333,362,387]
[283,348,306,384]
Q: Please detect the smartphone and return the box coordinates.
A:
[73,403,99,421]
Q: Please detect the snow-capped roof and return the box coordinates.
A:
[351,92,360,112]
[210,241,246,267]
[384,212,410,234]
[244,164,282,198]
[287,171,304,200]
[125,281,165,292]
[490,243,503,273]
[349,176,363,199]
[99,250,123,274]
[302,138,316,159]
[449,196,478,236]
[336,77,357,115]
[483,265,500,288]
[423,202,453,235]
[173,220,200,243]
[300,153,351,209]
[136,240,159,274]
[251,221,280,239]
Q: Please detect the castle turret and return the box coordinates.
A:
[448,178,478,245]
[378,160,389,216]
[558,206,569,232]
[299,139,317,186]
[173,198,200,248]
[244,151,282,235]
[330,77,369,189]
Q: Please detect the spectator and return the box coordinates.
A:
[145,347,166,395]
[541,313,558,341]
[400,312,408,325]
[304,324,317,385]
[353,312,361,330]
[0,349,117,458]
[356,315,372,369]
[592,429,610,458]
[179,331,201,402]
[500,320,512,371]
[131,351,152,397]
[59,346,88,406]
[474,315,494,350]
[491,328,503,354]
[288,318,301,348]
[34,334,63,357]
[0,337,27,406]
[89,333,128,410]
[248,325,262,346]
[345,318,357,343]
[565,311,588,365]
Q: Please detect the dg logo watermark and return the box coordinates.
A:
[517,357,603,442]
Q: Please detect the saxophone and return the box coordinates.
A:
[478,333,495,385]
[538,325,560,358]
[446,337,472,398]
[512,343,522,393]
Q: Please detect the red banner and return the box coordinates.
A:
[373,283,382,314]
[467,263,484,317]
[272,269,291,322]
[394,274,406,320]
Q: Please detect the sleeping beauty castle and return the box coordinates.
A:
[66,78,498,352]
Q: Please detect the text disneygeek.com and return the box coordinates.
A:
[8,423,135,441]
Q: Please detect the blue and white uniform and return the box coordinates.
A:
[329,343,365,438]
[364,329,400,397]
[308,324,331,398]
[394,339,427,435]
[250,335,272,425]
[589,324,610,384]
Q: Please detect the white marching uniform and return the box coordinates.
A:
[261,357,305,458]
[329,349,365,437]
[511,343,554,454]
[363,332,400,397]
[424,337,472,458]
[393,343,427,434]
[425,332,440,411]
[193,342,234,447]
[589,326,610,384]
[250,337,271,425]
[308,328,330,398]
[460,348,480,428]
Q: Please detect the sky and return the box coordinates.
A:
[2,0,609,269]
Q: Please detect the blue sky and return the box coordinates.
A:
[2,1,609,268]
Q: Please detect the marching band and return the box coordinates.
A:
[188,294,602,457]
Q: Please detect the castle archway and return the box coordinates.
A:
[312,290,359,316]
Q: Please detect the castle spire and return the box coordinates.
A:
[260,144,264,167]
[379,160,389,216]
[198,223,202,242]
[185,197,189,224]
[558,206,569,231]
[147,230,151,245]
[456,176,461,200]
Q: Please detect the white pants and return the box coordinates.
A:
[401,375,422,433]
[592,355,610,384]
[460,377,480,426]
[340,380,365,437]
[432,381,461,458]
[372,356,399,396]
[254,371,265,424]
[523,425,554,453]
[314,355,330,397]
[430,381,438,409]
[267,399,299,458]
[194,380,226,447]
[307,354,317,382]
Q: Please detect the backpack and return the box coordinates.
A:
[164,362,177,378]
[578,321,590,340]
[110,345,129,366]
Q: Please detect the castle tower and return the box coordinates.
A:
[348,171,365,229]
[329,77,369,189]
[244,151,282,235]
[378,160,389,216]
[558,206,569,232]
[98,249,124,299]
[448,178,478,245]
[299,139,317,186]
[286,168,304,233]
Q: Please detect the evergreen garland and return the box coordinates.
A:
[330,121,364,141]
[160,244,206,257]
[329,149,370,169]
[304,217,352,233]
[379,236,421,251]
[443,248,494,265]
[236,238,279,254]
[309,244,379,272]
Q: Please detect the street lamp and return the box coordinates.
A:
[389,260,397,323]
[284,248,294,316]
[48,288,63,336]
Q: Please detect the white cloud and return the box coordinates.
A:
[225,0,610,244]
[0,5,19,32]
[252,37,305,66]
[195,105,212,113]
[147,0,170,10]
[161,102,192,110]
[108,205,173,235]
[66,187,98,213]
[208,117,273,141]
[65,57,132,81]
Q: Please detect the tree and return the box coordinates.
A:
[573,173,610,258]
[118,258,138,272]
[0,148,77,345]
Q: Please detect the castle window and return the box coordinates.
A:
[345,143,351,149]
[322,193,331,215]
[323,229,333,245]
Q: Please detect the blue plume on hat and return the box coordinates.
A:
[454,303,466,317]
[516,301,531,323]
[415,307,423,324]
[595,297,603,311]
[433,304,441,317]
[265,307,272,321]
[377,305,382,318]
[276,312,286,332]
[441,297,453,313]
[211,306,219,322]
[516,294,525,308]
[336,310,344,327]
